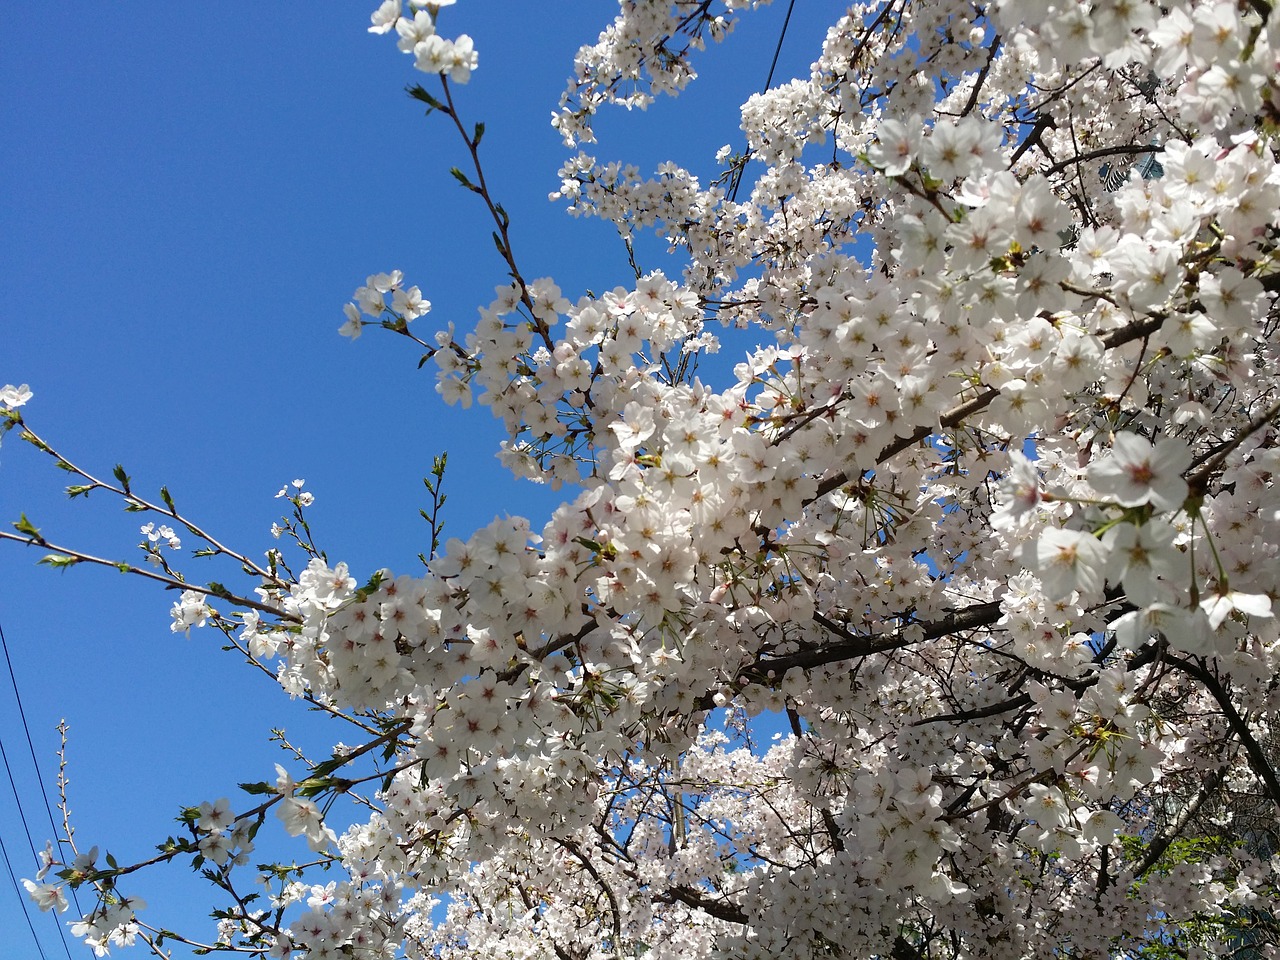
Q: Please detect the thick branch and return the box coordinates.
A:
[1170,656,1280,810]
[1043,143,1159,177]
[655,884,748,925]
[1131,766,1227,878]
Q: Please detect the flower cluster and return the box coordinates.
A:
[21,0,1280,957]
[369,0,476,84]
[341,270,429,340]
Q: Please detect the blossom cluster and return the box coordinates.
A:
[369,0,476,84]
[20,0,1280,957]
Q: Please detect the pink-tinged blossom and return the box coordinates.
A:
[22,879,68,913]
[1088,433,1193,512]
[866,118,920,176]
[993,450,1042,533]
[277,796,337,852]
[197,797,234,834]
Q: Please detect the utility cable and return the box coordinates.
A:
[762,0,797,94]
[0,621,66,854]
[0,735,40,864]
[0,829,52,960]
[727,0,798,203]
[0,621,82,958]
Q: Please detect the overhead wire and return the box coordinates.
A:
[1,621,68,855]
[0,830,51,960]
[0,620,80,959]
[727,0,798,203]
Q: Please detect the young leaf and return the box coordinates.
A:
[38,554,80,570]
[450,167,481,193]
[13,513,42,540]
[206,582,234,601]
[405,83,445,113]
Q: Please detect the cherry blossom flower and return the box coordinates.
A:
[1088,433,1193,512]
[0,383,32,409]
[368,0,400,35]
[22,879,68,913]
[1028,528,1108,598]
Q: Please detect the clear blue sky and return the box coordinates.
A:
[0,4,822,956]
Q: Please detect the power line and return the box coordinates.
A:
[0,621,67,854]
[728,0,798,203]
[0,735,41,864]
[762,0,797,94]
[0,829,52,960]
[0,621,80,959]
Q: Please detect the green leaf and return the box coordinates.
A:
[406,83,444,113]
[311,754,348,780]
[178,805,203,824]
[297,776,333,799]
[12,513,41,540]
[65,484,94,499]
[106,851,118,870]
[354,570,385,602]
[38,554,80,570]
[160,485,176,511]
[450,166,481,193]
[206,581,234,601]
[20,430,50,452]
[473,121,485,146]
[112,464,131,492]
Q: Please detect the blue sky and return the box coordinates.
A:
[0,4,826,956]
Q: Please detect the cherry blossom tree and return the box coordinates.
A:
[5,0,1280,957]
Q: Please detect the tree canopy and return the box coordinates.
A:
[5,0,1280,957]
